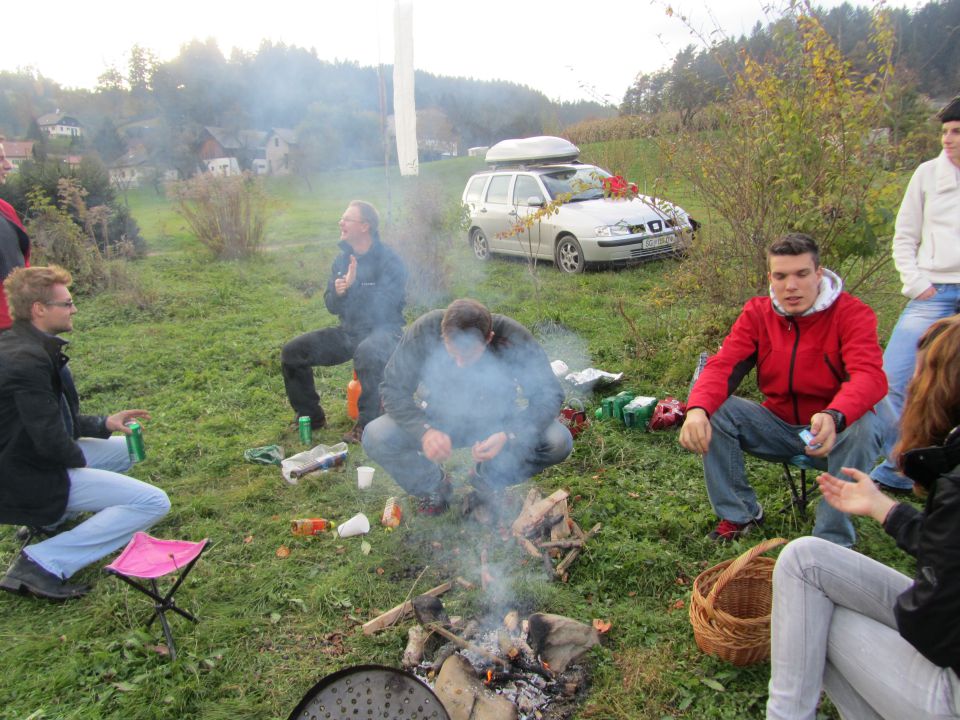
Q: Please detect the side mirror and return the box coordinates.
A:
[526,196,544,207]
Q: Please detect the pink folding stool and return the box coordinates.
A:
[105,532,209,660]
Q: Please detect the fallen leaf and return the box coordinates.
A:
[628,591,637,597]
[592,619,612,633]
[675,577,688,586]
[360,540,372,555]
[270,514,280,521]
[112,681,137,692]
[150,644,170,656]
[431,541,442,550]
[669,599,685,611]
[275,545,291,558]
[375,567,385,575]
[243,535,254,544]
[627,492,640,499]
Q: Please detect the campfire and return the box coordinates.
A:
[357,486,604,719]
[405,598,598,720]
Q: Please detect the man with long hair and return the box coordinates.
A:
[767,314,960,719]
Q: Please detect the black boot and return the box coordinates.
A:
[0,553,90,601]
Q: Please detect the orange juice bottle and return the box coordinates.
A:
[347,371,361,421]
[381,498,402,528]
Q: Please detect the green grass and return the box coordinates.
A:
[0,158,916,720]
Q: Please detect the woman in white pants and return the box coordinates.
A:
[766,314,960,720]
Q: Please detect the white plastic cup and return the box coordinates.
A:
[337,512,370,538]
[357,466,375,490]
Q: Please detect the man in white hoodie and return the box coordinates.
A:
[871,96,960,492]
[680,233,886,547]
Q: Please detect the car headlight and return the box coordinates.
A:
[594,224,631,237]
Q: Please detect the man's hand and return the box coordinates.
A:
[806,412,837,457]
[916,286,936,301]
[818,467,897,523]
[679,408,711,455]
[335,255,358,296]
[472,432,508,462]
[421,428,453,463]
[106,409,151,434]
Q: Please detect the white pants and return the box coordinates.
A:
[766,536,960,719]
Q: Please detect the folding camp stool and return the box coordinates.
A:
[105,532,209,660]
[780,454,821,518]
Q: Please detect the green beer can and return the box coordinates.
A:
[298,416,312,445]
[125,421,146,463]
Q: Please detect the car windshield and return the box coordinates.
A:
[540,166,610,202]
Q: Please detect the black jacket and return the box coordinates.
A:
[380,310,564,443]
[0,321,109,525]
[323,239,407,339]
[884,435,960,677]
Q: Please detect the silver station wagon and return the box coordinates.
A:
[462,136,697,273]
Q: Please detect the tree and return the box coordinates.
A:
[660,3,901,302]
[92,118,126,163]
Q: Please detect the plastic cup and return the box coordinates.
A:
[357,466,374,490]
[337,512,370,538]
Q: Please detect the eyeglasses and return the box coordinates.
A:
[340,216,364,224]
[44,300,75,308]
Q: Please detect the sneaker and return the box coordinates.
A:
[706,505,764,542]
[342,423,364,445]
[874,481,914,497]
[416,475,452,516]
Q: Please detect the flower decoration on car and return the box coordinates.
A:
[601,175,639,200]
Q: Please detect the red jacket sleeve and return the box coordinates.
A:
[825,296,887,425]
[687,301,760,416]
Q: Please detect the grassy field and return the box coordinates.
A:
[0,155,916,720]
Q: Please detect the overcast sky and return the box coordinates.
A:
[2,0,926,105]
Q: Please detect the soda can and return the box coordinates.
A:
[298,416,312,445]
[125,421,146,463]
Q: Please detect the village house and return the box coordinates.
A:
[36,112,84,138]
[264,128,297,176]
[1,140,34,172]
[198,126,267,176]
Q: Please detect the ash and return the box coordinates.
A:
[412,626,588,720]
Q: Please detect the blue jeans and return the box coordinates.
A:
[873,284,960,490]
[362,415,572,496]
[24,437,171,579]
[767,537,960,720]
[703,397,881,547]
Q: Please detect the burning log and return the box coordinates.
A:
[497,629,520,661]
[402,625,429,669]
[425,622,508,667]
[361,581,452,635]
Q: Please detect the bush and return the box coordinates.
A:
[26,189,106,293]
[660,7,902,305]
[169,172,269,259]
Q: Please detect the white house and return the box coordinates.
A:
[37,112,84,138]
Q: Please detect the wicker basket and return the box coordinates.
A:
[689,537,788,666]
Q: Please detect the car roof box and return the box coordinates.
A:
[485,136,580,167]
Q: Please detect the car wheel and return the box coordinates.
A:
[555,234,585,274]
[470,228,490,261]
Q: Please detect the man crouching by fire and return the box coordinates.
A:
[362,298,572,518]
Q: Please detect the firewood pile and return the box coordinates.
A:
[510,488,602,582]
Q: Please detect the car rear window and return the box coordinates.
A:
[464,176,487,203]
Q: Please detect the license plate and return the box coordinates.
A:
[642,235,674,250]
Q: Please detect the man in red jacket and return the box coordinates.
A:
[0,135,31,332]
[680,233,886,547]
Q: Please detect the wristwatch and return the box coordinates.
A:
[822,408,846,434]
